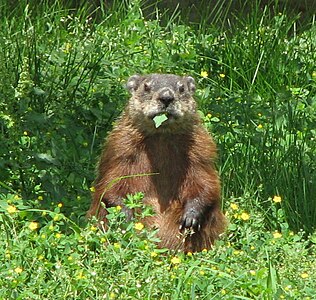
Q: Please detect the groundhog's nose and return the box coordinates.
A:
[159,89,174,107]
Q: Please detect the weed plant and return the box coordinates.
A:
[0,0,316,299]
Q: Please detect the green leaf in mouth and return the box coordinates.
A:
[153,113,168,128]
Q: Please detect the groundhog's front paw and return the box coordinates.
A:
[179,208,202,232]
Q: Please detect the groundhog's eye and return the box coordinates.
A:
[178,83,185,93]
[144,82,151,92]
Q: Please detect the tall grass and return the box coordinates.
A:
[1,0,316,230]
[0,0,316,298]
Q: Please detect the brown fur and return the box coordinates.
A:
[87,74,226,252]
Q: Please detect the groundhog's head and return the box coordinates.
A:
[126,74,197,132]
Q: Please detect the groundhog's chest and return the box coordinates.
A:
[130,135,191,202]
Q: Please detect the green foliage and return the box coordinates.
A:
[0,0,316,298]
[1,193,315,299]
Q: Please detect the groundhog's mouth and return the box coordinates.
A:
[148,111,178,128]
[149,111,178,120]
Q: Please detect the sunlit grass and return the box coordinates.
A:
[0,0,316,298]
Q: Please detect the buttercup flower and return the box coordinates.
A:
[113,243,121,249]
[29,221,39,231]
[150,252,158,258]
[134,222,144,231]
[7,205,17,214]
[273,195,282,203]
[14,267,23,274]
[230,203,239,210]
[200,71,208,78]
[219,73,225,78]
[273,231,282,239]
[170,256,181,264]
[301,273,309,279]
[240,212,250,221]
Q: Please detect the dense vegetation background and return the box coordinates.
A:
[0,0,316,299]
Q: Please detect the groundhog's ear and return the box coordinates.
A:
[126,75,142,92]
[185,76,196,94]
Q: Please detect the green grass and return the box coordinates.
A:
[0,0,316,299]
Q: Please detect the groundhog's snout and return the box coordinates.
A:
[158,88,175,107]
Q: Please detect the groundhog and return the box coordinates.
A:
[87,73,226,252]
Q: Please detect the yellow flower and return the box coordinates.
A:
[57,203,63,208]
[301,273,309,279]
[150,252,158,258]
[199,270,205,276]
[257,124,263,129]
[134,222,144,231]
[7,205,18,214]
[23,131,28,136]
[273,231,282,239]
[38,195,43,201]
[240,212,250,221]
[109,292,117,300]
[219,73,225,78]
[55,233,62,239]
[63,42,73,54]
[171,256,181,264]
[200,71,208,78]
[53,214,61,221]
[273,195,282,203]
[90,225,97,232]
[312,71,316,78]
[230,203,239,210]
[202,248,208,253]
[186,251,193,257]
[113,243,121,249]
[89,186,96,192]
[116,205,122,211]
[14,267,23,274]
[29,221,39,231]
[249,270,256,276]
[5,251,11,259]
[76,270,85,280]
[258,113,262,117]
